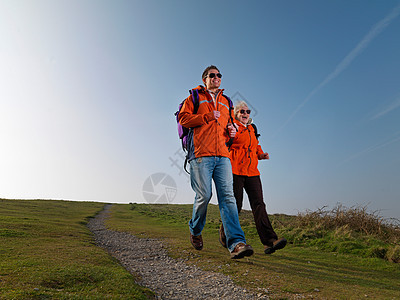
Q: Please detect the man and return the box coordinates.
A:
[178,65,253,259]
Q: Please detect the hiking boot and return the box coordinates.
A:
[219,224,227,248]
[264,237,287,255]
[190,234,203,250]
[230,243,254,259]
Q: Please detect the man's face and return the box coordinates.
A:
[203,69,221,90]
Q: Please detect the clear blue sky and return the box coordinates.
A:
[1,0,400,220]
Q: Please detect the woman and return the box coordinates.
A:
[220,101,287,254]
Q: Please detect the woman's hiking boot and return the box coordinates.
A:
[264,237,287,254]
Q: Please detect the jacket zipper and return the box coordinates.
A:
[247,126,252,174]
[215,91,220,156]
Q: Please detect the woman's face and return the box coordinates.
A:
[237,106,251,125]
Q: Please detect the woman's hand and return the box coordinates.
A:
[258,152,269,160]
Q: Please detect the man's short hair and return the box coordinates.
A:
[202,65,220,79]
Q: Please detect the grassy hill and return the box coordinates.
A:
[1,199,399,299]
[0,199,153,299]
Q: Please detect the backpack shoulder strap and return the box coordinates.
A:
[189,89,200,114]
[223,94,237,149]
[222,94,233,109]
[224,94,237,130]
[251,123,260,140]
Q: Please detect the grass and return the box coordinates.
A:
[1,199,399,299]
[0,199,154,299]
[105,202,400,299]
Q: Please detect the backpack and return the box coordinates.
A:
[175,89,235,173]
[175,89,200,152]
[250,123,260,140]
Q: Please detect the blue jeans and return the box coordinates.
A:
[189,156,247,252]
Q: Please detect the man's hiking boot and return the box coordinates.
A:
[230,243,254,259]
[219,224,227,248]
[190,234,203,250]
[264,237,287,255]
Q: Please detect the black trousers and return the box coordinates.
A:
[233,174,278,246]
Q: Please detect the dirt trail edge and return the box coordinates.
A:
[87,204,269,299]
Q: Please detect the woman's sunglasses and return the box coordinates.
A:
[207,72,222,79]
[240,109,251,114]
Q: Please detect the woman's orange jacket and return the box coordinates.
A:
[178,85,233,160]
[230,121,264,176]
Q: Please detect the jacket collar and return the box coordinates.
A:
[234,119,250,128]
[193,85,224,94]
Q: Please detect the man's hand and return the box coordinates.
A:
[227,123,237,138]
[258,152,269,160]
[213,110,220,120]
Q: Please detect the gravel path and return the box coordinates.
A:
[87,204,269,300]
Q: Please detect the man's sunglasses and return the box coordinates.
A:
[240,109,251,114]
[207,72,222,79]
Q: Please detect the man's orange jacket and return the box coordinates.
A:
[178,85,233,160]
[230,121,264,176]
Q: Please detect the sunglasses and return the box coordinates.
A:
[207,72,222,79]
[240,109,251,114]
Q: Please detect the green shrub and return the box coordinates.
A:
[387,245,400,263]
[279,203,400,262]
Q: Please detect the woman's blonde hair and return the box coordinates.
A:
[234,100,252,123]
